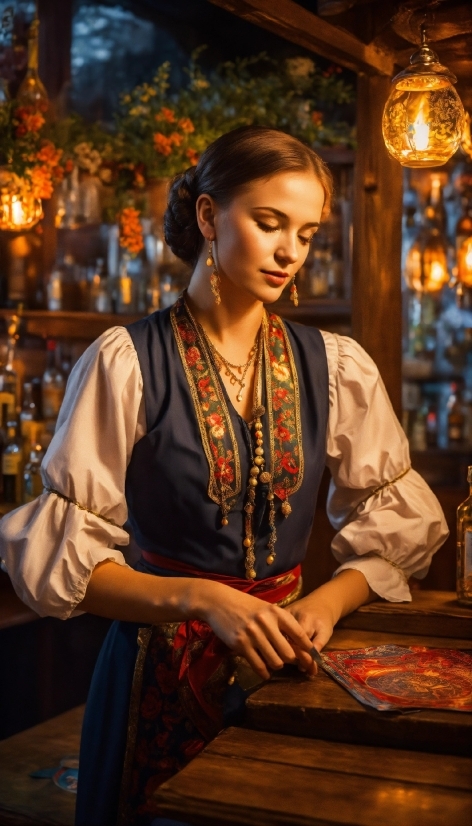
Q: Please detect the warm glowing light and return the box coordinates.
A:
[382,28,465,168]
[462,112,472,161]
[0,171,43,231]
[405,229,449,293]
[458,238,472,288]
[410,102,430,151]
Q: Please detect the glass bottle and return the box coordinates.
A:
[89,259,111,313]
[16,18,48,111]
[114,256,135,313]
[456,467,472,606]
[42,340,65,425]
[447,384,464,444]
[23,442,44,504]
[456,197,472,257]
[46,255,64,311]
[20,381,37,454]
[2,421,22,504]
[0,338,17,419]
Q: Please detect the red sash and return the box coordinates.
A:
[140,551,301,736]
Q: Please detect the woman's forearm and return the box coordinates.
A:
[78,559,220,624]
[305,569,376,626]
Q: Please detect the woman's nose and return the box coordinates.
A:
[275,236,298,265]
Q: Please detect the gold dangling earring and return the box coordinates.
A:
[207,239,221,305]
[289,276,299,307]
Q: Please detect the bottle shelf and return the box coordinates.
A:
[0,299,351,341]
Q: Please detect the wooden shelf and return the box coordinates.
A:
[0,299,351,341]
[0,309,143,341]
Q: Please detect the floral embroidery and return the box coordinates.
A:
[171,299,303,517]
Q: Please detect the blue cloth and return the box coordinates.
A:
[75,308,329,825]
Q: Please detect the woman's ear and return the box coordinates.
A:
[196,193,216,240]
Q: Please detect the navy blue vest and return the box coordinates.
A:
[125,307,329,580]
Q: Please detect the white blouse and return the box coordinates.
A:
[0,326,448,619]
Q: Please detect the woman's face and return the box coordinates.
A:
[212,170,325,305]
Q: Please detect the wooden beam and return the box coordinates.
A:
[351,74,403,417]
[208,0,395,75]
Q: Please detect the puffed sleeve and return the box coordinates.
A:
[0,326,146,619]
[321,331,449,602]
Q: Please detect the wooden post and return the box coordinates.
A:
[351,73,403,418]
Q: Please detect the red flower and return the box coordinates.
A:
[215,455,234,484]
[185,346,201,367]
[185,147,199,166]
[154,662,177,694]
[140,687,163,720]
[206,413,223,427]
[280,452,298,474]
[153,731,169,750]
[15,124,27,137]
[275,424,291,442]
[178,324,196,344]
[198,376,211,397]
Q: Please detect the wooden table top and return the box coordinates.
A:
[155,726,472,826]
[0,705,83,826]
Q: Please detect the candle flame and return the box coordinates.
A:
[11,197,26,226]
[411,100,430,151]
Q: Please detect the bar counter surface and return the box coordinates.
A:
[0,591,470,825]
[155,590,472,826]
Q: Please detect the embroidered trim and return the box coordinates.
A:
[44,487,119,527]
[353,467,411,514]
[117,625,156,826]
[361,551,409,584]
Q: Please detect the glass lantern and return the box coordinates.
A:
[0,171,43,231]
[382,27,465,168]
[458,238,472,288]
[405,228,449,294]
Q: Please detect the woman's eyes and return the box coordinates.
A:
[257,222,314,245]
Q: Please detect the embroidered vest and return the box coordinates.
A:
[125,306,329,579]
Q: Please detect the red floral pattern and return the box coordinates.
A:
[172,300,303,516]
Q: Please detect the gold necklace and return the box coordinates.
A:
[198,326,259,403]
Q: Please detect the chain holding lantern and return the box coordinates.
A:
[382,25,465,169]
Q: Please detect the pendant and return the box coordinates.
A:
[237,390,243,402]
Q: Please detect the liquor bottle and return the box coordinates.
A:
[16,18,48,111]
[0,338,17,419]
[424,175,447,235]
[0,402,9,500]
[447,384,464,444]
[456,467,472,606]
[20,381,37,454]
[23,441,44,503]
[2,421,22,504]
[42,340,65,424]
[88,259,111,313]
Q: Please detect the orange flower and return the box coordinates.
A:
[119,207,144,256]
[153,132,173,156]
[185,148,199,166]
[37,141,63,168]
[169,132,183,147]
[155,107,176,123]
[178,117,195,133]
[311,111,323,126]
[23,111,46,133]
[30,165,53,199]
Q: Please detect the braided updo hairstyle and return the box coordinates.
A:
[164,125,333,268]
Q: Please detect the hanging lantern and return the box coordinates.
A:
[382,25,465,168]
[458,238,472,288]
[0,171,43,231]
[461,112,472,161]
[405,228,449,293]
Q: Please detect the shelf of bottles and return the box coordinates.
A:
[402,155,472,455]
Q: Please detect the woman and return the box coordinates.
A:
[1,126,448,826]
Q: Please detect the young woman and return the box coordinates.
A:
[1,126,447,826]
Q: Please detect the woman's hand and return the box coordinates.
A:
[285,593,335,673]
[197,581,317,680]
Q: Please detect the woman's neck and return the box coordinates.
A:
[186,268,264,354]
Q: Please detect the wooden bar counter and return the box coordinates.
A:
[156,591,472,826]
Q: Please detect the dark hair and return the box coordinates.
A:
[164,125,333,267]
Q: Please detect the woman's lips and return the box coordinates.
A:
[262,270,290,287]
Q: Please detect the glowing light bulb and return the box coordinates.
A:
[410,103,430,151]
[458,238,472,288]
[382,26,465,168]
